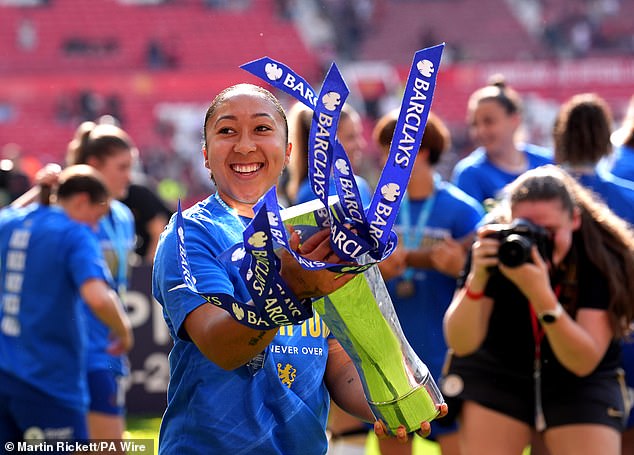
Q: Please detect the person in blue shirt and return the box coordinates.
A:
[285,100,373,207]
[553,93,634,225]
[0,165,133,447]
[608,94,634,183]
[451,74,552,206]
[552,93,634,454]
[374,110,484,455]
[152,83,446,455]
[65,120,136,442]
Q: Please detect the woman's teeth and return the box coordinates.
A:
[231,163,262,174]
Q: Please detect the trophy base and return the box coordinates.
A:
[368,373,443,434]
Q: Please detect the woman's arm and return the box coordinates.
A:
[81,278,134,355]
[501,247,613,376]
[324,338,374,422]
[405,235,473,279]
[541,306,612,376]
[11,163,61,208]
[144,213,169,263]
[443,277,494,355]
[443,233,498,355]
[183,228,355,370]
[184,303,279,370]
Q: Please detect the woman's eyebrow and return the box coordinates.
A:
[214,114,237,127]
[214,112,275,127]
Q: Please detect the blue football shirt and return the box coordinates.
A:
[153,195,333,454]
[0,204,110,411]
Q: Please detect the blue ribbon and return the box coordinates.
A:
[240,57,318,108]
[241,44,444,267]
[250,186,375,274]
[307,64,374,262]
[174,201,313,330]
[241,199,315,325]
[243,58,375,272]
[364,44,444,261]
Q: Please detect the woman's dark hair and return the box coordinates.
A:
[498,165,634,338]
[66,122,135,166]
[57,164,109,204]
[203,83,288,149]
[372,109,450,165]
[553,93,613,165]
[467,73,523,117]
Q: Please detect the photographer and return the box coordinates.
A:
[443,165,634,455]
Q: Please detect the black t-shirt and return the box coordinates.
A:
[122,183,173,258]
[454,233,621,382]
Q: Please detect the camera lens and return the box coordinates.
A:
[498,234,532,267]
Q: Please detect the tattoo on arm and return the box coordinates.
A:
[248,331,267,346]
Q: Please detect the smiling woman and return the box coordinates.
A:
[201,84,291,215]
[151,83,446,454]
[450,74,552,206]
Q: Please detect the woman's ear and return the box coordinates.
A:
[202,147,209,169]
[571,206,582,231]
[509,112,522,132]
[86,156,100,170]
[284,143,292,167]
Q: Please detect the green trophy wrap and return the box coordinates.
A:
[280,197,445,433]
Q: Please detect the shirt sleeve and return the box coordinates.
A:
[153,215,237,341]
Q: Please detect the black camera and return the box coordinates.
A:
[487,218,553,268]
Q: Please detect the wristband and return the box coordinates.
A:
[464,285,485,300]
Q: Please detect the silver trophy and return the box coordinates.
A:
[280,199,445,433]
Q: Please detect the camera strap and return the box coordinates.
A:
[529,285,561,432]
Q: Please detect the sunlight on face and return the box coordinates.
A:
[91,148,132,200]
[204,92,290,215]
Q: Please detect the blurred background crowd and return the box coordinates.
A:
[0,0,632,211]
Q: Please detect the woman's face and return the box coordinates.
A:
[337,113,366,168]
[469,100,519,156]
[511,199,580,266]
[204,91,290,215]
[89,148,133,200]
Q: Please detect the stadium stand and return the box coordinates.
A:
[0,0,632,193]
[0,0,320,165]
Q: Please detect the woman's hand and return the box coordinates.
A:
[377,245,407,281]
[467,225,501,286]
[430,237,466,278]
[498,245,553,304]
[279,228,356,300]
[373,403,449,442]
[35,163,62,187]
